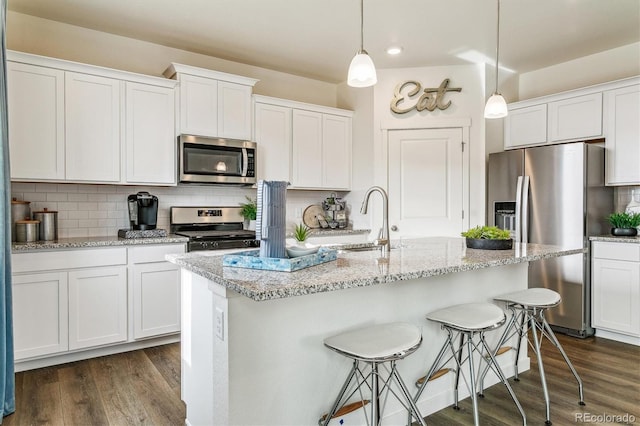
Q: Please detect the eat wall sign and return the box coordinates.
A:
[390,78,462,114]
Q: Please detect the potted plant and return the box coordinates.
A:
[293,223,311,246]
[239,196,257,230]
[607,212,640,236]
[461,225,513,250]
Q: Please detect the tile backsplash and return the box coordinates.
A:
[615,186,640,212]
[11,182,349,239]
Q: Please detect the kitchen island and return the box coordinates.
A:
[167,237,583,425]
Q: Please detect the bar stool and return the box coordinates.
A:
[319,322,426,426]
[413,303,526,426]
[479,288,585,425]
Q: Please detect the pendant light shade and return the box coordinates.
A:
[484,0,508,119]
[348,0,376,88]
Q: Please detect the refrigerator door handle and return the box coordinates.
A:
[515,176,523,243]
[522,175,530,244]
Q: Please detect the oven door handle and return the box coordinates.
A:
[241,148,249,177]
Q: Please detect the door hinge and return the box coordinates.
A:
[462,210,465,219]
[461,141,466,152]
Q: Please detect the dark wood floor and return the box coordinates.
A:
[3,334,639,425]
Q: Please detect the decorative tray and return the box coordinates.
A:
[222,247,337,272]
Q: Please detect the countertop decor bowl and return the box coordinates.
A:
[611,227,638,237]
[286,246,319,258]
[465,238,513,250]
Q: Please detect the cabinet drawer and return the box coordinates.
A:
[12,247,127,273]
[128,244,186,264]
[592,242,640,262]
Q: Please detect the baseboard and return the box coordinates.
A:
[595,329,640,346]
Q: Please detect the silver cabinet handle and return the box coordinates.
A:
[391,225,398,231]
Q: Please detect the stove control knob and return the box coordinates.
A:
[212,241,219,248]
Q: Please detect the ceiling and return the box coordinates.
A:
[7,0,640,83]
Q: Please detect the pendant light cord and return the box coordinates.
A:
[360,0,365,52]
[494,0,501,94]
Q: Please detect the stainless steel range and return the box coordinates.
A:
[170,206,259,252]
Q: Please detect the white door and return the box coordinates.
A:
[291,109,323,188]
[179,73,218,137]
[132,262,181,339]
[322,114,351,190]
[254,102,291,181]
[388,128,464,237]
[218,81,252,140]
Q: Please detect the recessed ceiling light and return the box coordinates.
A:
[386,46,403,55]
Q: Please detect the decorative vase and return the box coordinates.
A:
[465,238,513,250]
[611,227,638,237]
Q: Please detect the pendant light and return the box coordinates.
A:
[347,0,377,87]
[484,0,508,118]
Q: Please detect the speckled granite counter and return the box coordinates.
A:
[287,228,370,238]
[590,235,640,244]
[12,234,188,252]
[167,237,583,302]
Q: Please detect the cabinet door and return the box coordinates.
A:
[604,84,640,185]
[254,102,291,181]
[592,258,640,336]
[322,114,351,190]
[291,109,323,188]
[125,82,176,185]
[68,266,128,350]
[7,62,65,180]
[65,72,121,182]
[548,93,602,142]
[218,81,252,140]
[504,104,547,149]
[12,272,68,359]
[132,262,181,339]
[179,73,218,137]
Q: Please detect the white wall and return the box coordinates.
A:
[518,42,640,100]
[6,11,338,107]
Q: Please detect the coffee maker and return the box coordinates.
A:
[128,192,158,230]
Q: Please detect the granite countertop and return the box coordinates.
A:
[589,235,640,244]
[166,237,584,302]
[12,234,189,252]
[286,228,370,238]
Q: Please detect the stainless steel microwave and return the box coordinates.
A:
[178,135,256,185]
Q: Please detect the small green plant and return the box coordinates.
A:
[461,225,511,240]
[293,223,311,242]
[607,212,640,229]
[239,196,257,221]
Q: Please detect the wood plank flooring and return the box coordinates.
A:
[3,334,639,425]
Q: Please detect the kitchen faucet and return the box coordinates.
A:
[360,186,391,254]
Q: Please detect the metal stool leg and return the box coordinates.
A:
[321,361,359,426]
[513,309,527,380]
[466,336,480,426]
[453,333,465,410]
[530,311,552,425]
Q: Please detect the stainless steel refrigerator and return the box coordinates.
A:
[487,142,613,337]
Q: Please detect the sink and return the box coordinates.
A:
[335,243,399,252]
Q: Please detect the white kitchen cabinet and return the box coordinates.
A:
[68,266,128,350]
[292,109,323,187]
[125,82,176,185]
[604,83,640,185]
[7,61,65,180]
[12,272,68,360]
[548,93,602,142]
[164,63,258,140]
[129,244,185,339]
[591,241,640,344]
[65,72,121,183]
[254,101,292,181]
[321,114,351,190]
[504,104,547,149]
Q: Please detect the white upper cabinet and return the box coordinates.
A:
[164,63,258,140]
[548,93,602,142]
[7,61,65,180]
[254,101,292,182]
[254,95,353,191]
[125,82,176,185]
[604,83,640,186]
[504,104,547,149]
[7,50,178,185]
[503,78,638,151]
[65,72,121,183]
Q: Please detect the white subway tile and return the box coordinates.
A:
[89,211,109,219]
[59,219,79,229]
[77,202,98,211]
[68,193,88,202]
[47,193,68,202]
[78,219,99,228]
[56,202,79,211]
[64,228,89,238]
[22,192,47,202]
[11,182,35,192]
[88,193,107,202]
[68,211,90,220]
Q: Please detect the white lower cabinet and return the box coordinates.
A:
[129,244,185,339]
[12,272,68,359]
[11,243,185,366]
[68,266,128,350]
[591,241,640,344]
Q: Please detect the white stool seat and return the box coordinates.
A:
[426,303,505,331]
[494,288,561,308]
[324,322,421,359]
